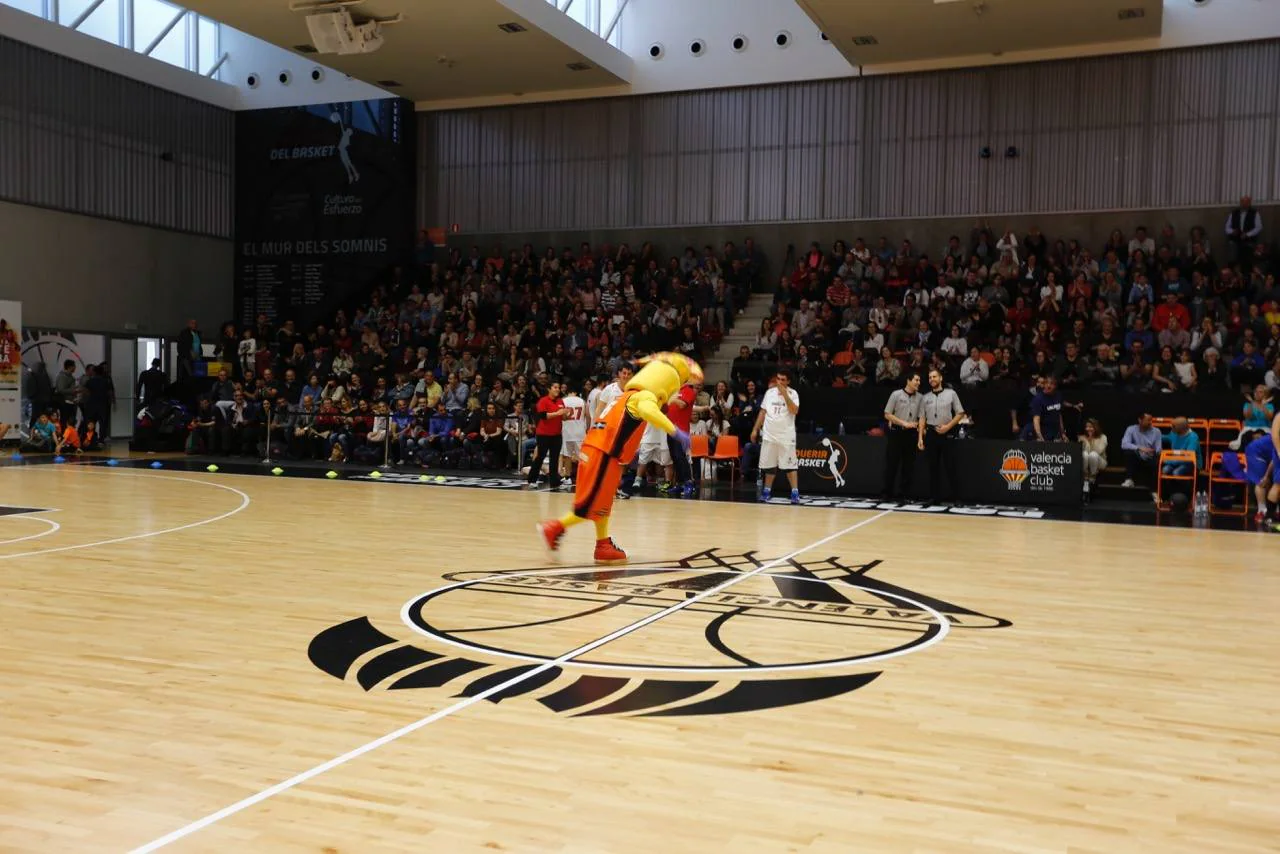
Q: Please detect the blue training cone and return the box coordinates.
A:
[150,461,163,469]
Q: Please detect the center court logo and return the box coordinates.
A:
[307,548,1010,718]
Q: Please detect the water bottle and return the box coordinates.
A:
[838,421,846,436]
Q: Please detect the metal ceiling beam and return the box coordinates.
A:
[141,7,187,56]
[602,0,629,41]
[205,51,229,78]
[69,0,107,31]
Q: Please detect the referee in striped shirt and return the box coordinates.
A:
[919,367,966,502]
[882,372,923,500]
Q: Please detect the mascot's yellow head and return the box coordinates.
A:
[625,352,704,405]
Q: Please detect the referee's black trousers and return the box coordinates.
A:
[924,429,959,502]
[882,429,918,499]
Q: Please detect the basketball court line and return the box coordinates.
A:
[0,469,251,561]
[129,507,897,853]
[0,515,61,546]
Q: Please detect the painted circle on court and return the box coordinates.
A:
[401,566,951,675]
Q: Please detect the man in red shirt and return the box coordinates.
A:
[527,382,567,489]
[1151,292,1191,332]
[665,380,698,497]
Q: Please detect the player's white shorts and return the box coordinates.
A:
[561,440,582,460]
[637,442,672,467]
[760,439,798,471]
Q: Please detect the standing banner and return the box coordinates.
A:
[233,97,416,330]
[0,301,20,427]
[796,434,1082,506]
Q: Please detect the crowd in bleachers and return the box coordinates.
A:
[171,237,764,465]
[742,199,1280,397]
[163,200,1279,479]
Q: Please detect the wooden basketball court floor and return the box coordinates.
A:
[0,461,1277,853]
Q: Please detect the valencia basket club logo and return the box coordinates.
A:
[1000,449,1030,490]
[308,549,1010,718]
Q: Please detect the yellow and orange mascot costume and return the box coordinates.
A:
[538,352,702,563]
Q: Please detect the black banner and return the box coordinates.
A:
[795,434,1082,506]
[233,97,416,329]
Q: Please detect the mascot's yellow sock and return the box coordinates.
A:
[555,513,610,541]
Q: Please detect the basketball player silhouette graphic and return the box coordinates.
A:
[330,112,360,184]
[821,437,845,488]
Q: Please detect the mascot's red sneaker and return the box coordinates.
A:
[593,538,627,564]
[537,519,565,552]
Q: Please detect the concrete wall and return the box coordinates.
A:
[1,198,233,335]
[447,203,1277,286]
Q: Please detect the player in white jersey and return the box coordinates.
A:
[633,420,673,490]
[558,386,589,483]
[595,364,637,496]
[750,369,801,503]
[592,364,634,419]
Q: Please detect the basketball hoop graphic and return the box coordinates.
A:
[1000,449,1030,490]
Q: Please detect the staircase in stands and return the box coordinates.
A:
[703,294,773,385]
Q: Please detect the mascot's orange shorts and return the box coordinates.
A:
[572,447,626,520]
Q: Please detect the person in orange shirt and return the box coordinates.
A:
[538,352,701,564]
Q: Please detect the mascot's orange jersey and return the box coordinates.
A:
[583,390,655,465]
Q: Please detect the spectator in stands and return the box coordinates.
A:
[1152,292,1191,335]
[189,398,217,454]
[1243,384,1276,432]
[1162,417,1202,477]
[1158,315,1190,352]
[1152,345,1180,394]
[1078,417,1107,500]
[1174,348,1199,391]
[1231,340,1267,389]
[1225,194,1263,264]
[1266,357,1280,393]
[959,347,988,387]
[210,369,236,420]
[1200,347,1229,390]
[177,319,202,380]
[1190,317,1223,357]
[1120,412,1162,489]
[221,390,258,456]
[876,347,902,386]
[288,396,323,459]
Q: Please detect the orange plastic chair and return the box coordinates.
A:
[689,433,710,461]
[1208,451,1249,516]
[1150,416,1174,432]
[1155,450,1197,510]
[979,351,996,366]
[1206,418,1242,457]
[709,434,741,485]
[832,350,853,367]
